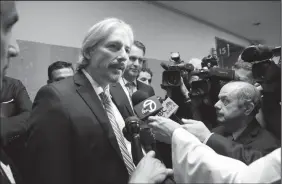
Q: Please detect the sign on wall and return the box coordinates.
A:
[215,37,246,69]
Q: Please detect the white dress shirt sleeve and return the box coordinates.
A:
[172,128,246,183]
[171,128,281,183]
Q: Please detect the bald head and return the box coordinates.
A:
[222,81,261,109]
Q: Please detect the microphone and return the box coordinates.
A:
[241,45,279,63]
[132,91,163,120]
[124,116,144,165]
[124,116,176,184]
[132,90,181,124]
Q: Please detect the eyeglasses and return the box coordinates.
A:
[129,56,146,63]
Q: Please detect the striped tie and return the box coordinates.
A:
[99,92,135,175]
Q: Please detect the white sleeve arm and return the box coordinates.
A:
[171,128,247,183]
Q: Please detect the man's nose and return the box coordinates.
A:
[8,39,20,58]
[118,49,128,63]
[214,101,221,110]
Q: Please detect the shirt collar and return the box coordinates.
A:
[232,124,248,141]
[122,77,137,86]
[82,69,110,97]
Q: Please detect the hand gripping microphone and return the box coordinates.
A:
[124,116,176,184]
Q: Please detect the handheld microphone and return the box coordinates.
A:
[124,116,176,184]
[124,116,144,165]
[132,91,181,125]
[241,45,279,63]
[132,91,163,120]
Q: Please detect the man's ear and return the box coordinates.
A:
[244,101,255,116]
[83,48,92,60]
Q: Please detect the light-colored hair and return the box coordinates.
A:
[226,81,261,116]
[76,18,134,71]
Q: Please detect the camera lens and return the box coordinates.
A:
[167,75,179,85]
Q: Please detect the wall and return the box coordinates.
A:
[10,1,251,99]
[14,1,250,61]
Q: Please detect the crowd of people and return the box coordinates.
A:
[0,1,281,184]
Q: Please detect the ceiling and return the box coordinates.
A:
[153,1,281,46]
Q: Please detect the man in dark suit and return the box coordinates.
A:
[177,81,280,165]
[24,18,171,184]
[110,40,155,120]
[0,1,22,184]
[1,76,32,183]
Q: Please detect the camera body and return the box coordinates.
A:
[161,52,194,88]
[189,68,235,98]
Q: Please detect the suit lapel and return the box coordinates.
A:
[110,82,134,116]
[74,73,123,160]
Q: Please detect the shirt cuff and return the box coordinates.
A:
[203,133,214,144]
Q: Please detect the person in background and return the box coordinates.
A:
[47,61,74,84]
[137,67,153,86]
[110,40,155,120]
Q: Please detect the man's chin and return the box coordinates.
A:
[216,117,224,124]
[108,73,122,84]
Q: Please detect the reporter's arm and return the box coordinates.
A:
[172,128,246,183]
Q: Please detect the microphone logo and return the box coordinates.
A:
[142,100,157,114]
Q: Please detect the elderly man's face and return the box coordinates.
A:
[0,1,19,87]
[87,28,131,85]
[214,84,246,131]
[124,45,144,79]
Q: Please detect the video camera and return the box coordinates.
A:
[161,52,194,88]
[188,66,235,98]
[240,45,281,84]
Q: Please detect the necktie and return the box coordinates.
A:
[99,92,135,175]
[125,82,135,97]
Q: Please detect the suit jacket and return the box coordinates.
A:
[207,118,280,165]
[0,76,32,146]
[172,128,281,183]
[24,72,129,184]
[110,79,155,120]
[1,76,32,184]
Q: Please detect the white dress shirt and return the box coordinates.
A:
[1,161,16,184]
[172,128,281,183]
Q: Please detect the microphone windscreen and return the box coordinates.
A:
[241,45,273,63]
[124,116,140,126]
[132,90,151,106]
